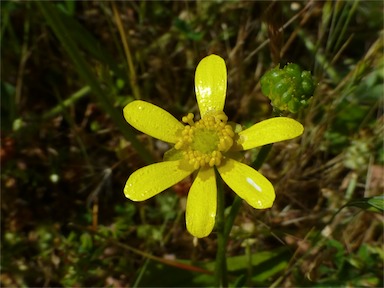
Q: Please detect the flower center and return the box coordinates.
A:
[175,112,235,169]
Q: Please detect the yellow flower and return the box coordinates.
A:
[123,55,303,238]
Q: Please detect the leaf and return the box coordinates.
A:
[345,195,384,213]
[367,195,384,212]
[53,4,124,78]
[136,247,290,287]
[79,232,93,252]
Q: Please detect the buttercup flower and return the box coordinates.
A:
[123,55,303,238]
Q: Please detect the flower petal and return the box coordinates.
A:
[217,158,275,209]
[124,161,194,201]
[195,55,227,118]
[237,117,304,150]
[123,100,184,143]
[186,168,216,238]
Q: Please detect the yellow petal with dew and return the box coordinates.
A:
[218,158,275,209]
[195,55,227,118]
[237,117,304,150]
[124,161,194,201]
[186,168,217,238]
[123,100,184,143]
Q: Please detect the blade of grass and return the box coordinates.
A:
[111,2,141,100]
[15,2,31,108]
[132,258,150,287]
[37,2,153,164]
[332,0,359,58]
[42,86,91,120]
[325,0,358,57]
[53,5,124,79]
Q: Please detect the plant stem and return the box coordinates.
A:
[224,144,273,240]
[251,144,273,169]
[214,168,228,288]
[42,86,91,120]
[111,2,141,100]
[215,144,273,286]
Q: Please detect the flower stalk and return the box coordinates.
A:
[214,168,228,287]
[216,143,273,286]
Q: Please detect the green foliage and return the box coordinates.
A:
[296,239,383,287]
[173,18,204,41]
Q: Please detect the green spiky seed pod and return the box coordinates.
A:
[260,63,315,113]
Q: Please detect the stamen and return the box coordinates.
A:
[182,113,195,126]
[175,111,235,169]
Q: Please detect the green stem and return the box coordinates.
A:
[224,144,273,240]
[251,144,273,169]
[111,2,141,100]
[214,168,228,288]
[42,86,91,120]
[223,196,242,241]
[215,144,273,286]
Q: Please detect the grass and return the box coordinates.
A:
[1,1,383,287]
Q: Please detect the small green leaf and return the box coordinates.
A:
[173,18,203,41]
[80,232,93,252]
[367,195,384,212]
[345,195,384,213]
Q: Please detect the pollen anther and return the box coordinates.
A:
[175,111,235,169]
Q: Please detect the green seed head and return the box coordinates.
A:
[260,63,315,113]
